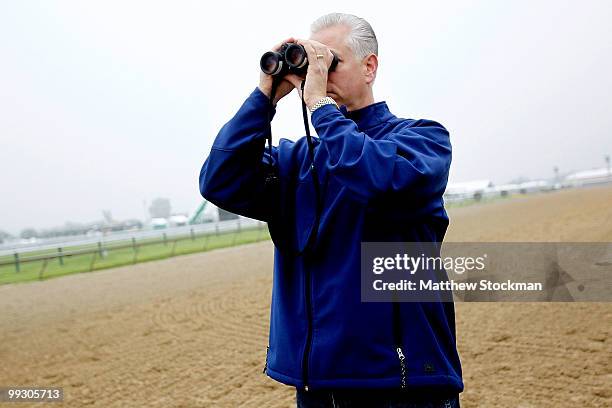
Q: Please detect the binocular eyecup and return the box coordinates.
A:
[260,42,338,77]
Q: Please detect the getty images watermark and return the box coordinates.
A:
[360,242,612,302]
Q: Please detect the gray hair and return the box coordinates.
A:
[310,13,378,60]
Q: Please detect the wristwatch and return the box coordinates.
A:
[309,96,339,113]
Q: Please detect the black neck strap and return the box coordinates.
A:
[264,78,322,257]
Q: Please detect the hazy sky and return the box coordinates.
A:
[1,0,611,236]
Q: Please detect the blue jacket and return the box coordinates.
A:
[199,87,463,393]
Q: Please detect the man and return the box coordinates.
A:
[199,12,463,408]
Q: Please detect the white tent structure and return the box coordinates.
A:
[565,167,612,187]
[444,180,494,201]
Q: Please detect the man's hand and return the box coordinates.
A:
[283,39,335,110]
[258,37,297,106]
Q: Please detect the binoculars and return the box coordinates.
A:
[260,42,338,77]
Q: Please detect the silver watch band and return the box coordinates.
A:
[310,96,339,113]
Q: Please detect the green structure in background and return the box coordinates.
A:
[189,200,239,225]
[189,200,210,225]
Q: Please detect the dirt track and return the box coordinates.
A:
[1,186,611,407]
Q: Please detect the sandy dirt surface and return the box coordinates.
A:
[1,186,611,407]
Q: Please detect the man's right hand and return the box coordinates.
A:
[258,37,298,106]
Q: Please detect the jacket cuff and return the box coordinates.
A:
[251,87,277,119]
[311,104,342,130]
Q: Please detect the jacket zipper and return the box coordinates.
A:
[302,262,313,391]
[301,163,322,392]
[396,346,407,388]
[392,301,407,388]
[262,345,269,374]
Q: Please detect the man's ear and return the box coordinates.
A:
[363,54,378,85]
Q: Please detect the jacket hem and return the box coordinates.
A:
[265,366,464,392]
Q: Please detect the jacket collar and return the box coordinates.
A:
[339,101,395,130]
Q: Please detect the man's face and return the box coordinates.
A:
[309,24,373,108]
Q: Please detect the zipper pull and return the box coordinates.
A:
[396,346,407,389]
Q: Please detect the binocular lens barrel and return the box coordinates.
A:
[260,43,337,77]
[260,51,285,76]
[284,44,307,69]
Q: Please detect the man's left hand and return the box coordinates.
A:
[284,39,335,110]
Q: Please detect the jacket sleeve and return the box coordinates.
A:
[310,104,452,203]
[198,87,278,222]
